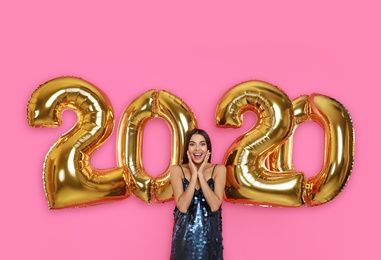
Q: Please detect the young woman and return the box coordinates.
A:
[170,128,226,260]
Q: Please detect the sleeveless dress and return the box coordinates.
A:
[170,165,223,260]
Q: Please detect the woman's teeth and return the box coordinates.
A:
[194,153,202,159]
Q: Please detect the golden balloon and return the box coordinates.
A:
[216,80,305,207]
[27,76,355,209]
[117,90,197,203]
[154,90,198,202]
[269,94,355,206]
[27,76,128,209]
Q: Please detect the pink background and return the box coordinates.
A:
[1,1,379,259]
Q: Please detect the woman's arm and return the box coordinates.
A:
[170,165,197,213]
[198,164,226,212]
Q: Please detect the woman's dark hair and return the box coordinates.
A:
[182,128,212,164]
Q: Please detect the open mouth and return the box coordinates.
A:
[193,153,203,159]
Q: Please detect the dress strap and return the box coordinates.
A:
[178,165,185,178]
[211,164,217,178]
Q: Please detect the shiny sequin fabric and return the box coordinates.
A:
[170,165,223,260]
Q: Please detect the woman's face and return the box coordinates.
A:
[188,133,208,164]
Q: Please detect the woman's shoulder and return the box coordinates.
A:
[213,163,226,169]
[213,164,226,173]
[170,164,188,172]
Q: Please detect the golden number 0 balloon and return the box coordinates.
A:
[268,94,355,206]
[27,76,128,209]
[154,90,198,202]
[216,80,306,207]
[117,90,197,203]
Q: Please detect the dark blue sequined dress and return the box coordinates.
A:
[170,165,223,260]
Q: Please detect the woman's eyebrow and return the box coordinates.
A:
[189,141,205,144]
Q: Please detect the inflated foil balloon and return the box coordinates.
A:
[117,90,197,203]
[154,90,198,202]
[28,76,354,209]
[216,80,305,207]
[269,94,355,206]
[27,76,128,209]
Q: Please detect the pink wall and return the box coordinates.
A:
[1,1,378,259]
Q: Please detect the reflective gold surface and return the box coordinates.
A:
[28,77,354,209]
[264,94,355,206]
[216,80,305,207]
[117,90,197,203]
[27,76,128,209]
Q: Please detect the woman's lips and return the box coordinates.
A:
[193,153,203,159]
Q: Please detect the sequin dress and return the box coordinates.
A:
[170,165,223,260]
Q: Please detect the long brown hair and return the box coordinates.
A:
[182,128,212,164]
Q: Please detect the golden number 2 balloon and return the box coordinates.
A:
[269,94,355,206]
[27,76,128,209]
[117,90,197,203]
[216,80,306,207]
